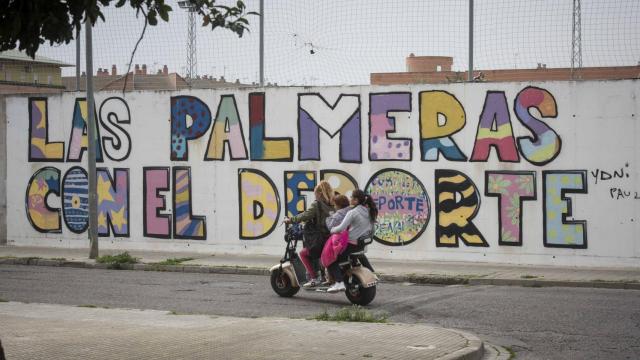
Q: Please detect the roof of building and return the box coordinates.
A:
[0,50,73,67]
[63,73,254,92]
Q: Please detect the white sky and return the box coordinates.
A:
[36,0,640,86]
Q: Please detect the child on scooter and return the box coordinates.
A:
[326,189,378,293]
[320,194,352,285]
[284,180,333,288]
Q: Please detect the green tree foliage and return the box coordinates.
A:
[0,0,257,58]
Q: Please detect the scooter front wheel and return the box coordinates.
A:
[270,268,300,297]
[345,276,376,305]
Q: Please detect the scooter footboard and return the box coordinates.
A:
[350,267,378,288]
[270,262,300,288]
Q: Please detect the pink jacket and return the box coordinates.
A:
[320,229,349,268]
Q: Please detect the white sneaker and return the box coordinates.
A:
[302,277,322,289]
[326,281,346,293]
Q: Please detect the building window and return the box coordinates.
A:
[47,75,52,85]
[33,73,39,83]
[24,65,33,73]
[436,65,442,72]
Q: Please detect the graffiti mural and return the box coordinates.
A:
[298,94,361,162]
[67,98,104,162]
[25,167,61,233]
[99,97,132,162]
[238,169,280,239]
[28,98,64,162]
[435,169,488,247]
[369,93,412,161]
[320,170,358,198]
[419,91,467,161]
[204,95,248,160]
[249,92,293,161]
[143,167,171,238]
[13,81,636,266]
[170,96,212,161]
[514,86,561,166]
[285,171,316,218]
[62,166,89,234]
[366,169,430,246]
[485,171,536,246]
[470,92,520,162]
[172,167,206,239]
[543,170,588,248]
[97,168,129,237]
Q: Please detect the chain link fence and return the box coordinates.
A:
[35,0,640,86]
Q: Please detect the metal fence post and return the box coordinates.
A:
[76,28,81,91]
[260,0,264,87]
[468,0,474,81]
[86,22,99,259]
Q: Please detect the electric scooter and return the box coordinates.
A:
[269,224,378,305]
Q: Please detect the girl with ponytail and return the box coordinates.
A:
[325,189,377,293]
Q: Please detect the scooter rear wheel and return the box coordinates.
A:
[345,276,376,305]
[270,268,300,297]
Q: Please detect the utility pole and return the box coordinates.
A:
[86,21,99,259]
[179,1,198,79]
[571,0,582,80]
[259,0,264,87]
[468,0,474,81]
[76,28,81,91]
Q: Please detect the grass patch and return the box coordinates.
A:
[0,298,8,302]
[0,256,16,259]
[504,346,517,359]
[520,275,539,279]
[153,257,195,266]
[50,257,67,261]
[312,305,388,323]
[96,252,138,269]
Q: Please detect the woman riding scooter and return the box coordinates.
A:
[284,180,333,288]
[326,189,378,293]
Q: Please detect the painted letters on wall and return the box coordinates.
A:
[28,98,64,162]
[298,94,361,162]
[369,93,412,161]
[543,170,588,248]
[366,169,429,246]
[485,171,536,246]
[435,169,488,247]
[12,80,634,266]
[25,167,61,233]
[97,168,129,237]
[238,169,280,239]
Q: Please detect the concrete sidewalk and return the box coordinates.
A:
[1,245,639,289]
[0,302,485,360]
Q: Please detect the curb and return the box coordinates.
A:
[437,329,484,360]
[468,277,640,290]
[1,257,639,290]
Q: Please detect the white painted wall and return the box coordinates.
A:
[4,80,640,267]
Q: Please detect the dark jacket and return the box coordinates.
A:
[290,200,332,257]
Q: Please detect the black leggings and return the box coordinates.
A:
[328,244,374,282]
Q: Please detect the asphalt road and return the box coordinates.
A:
[1,265,639,360]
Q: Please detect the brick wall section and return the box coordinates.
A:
[0,83,64,94]
[0,95,6,244]
[371,65,640,85]
[406,56,453,72]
